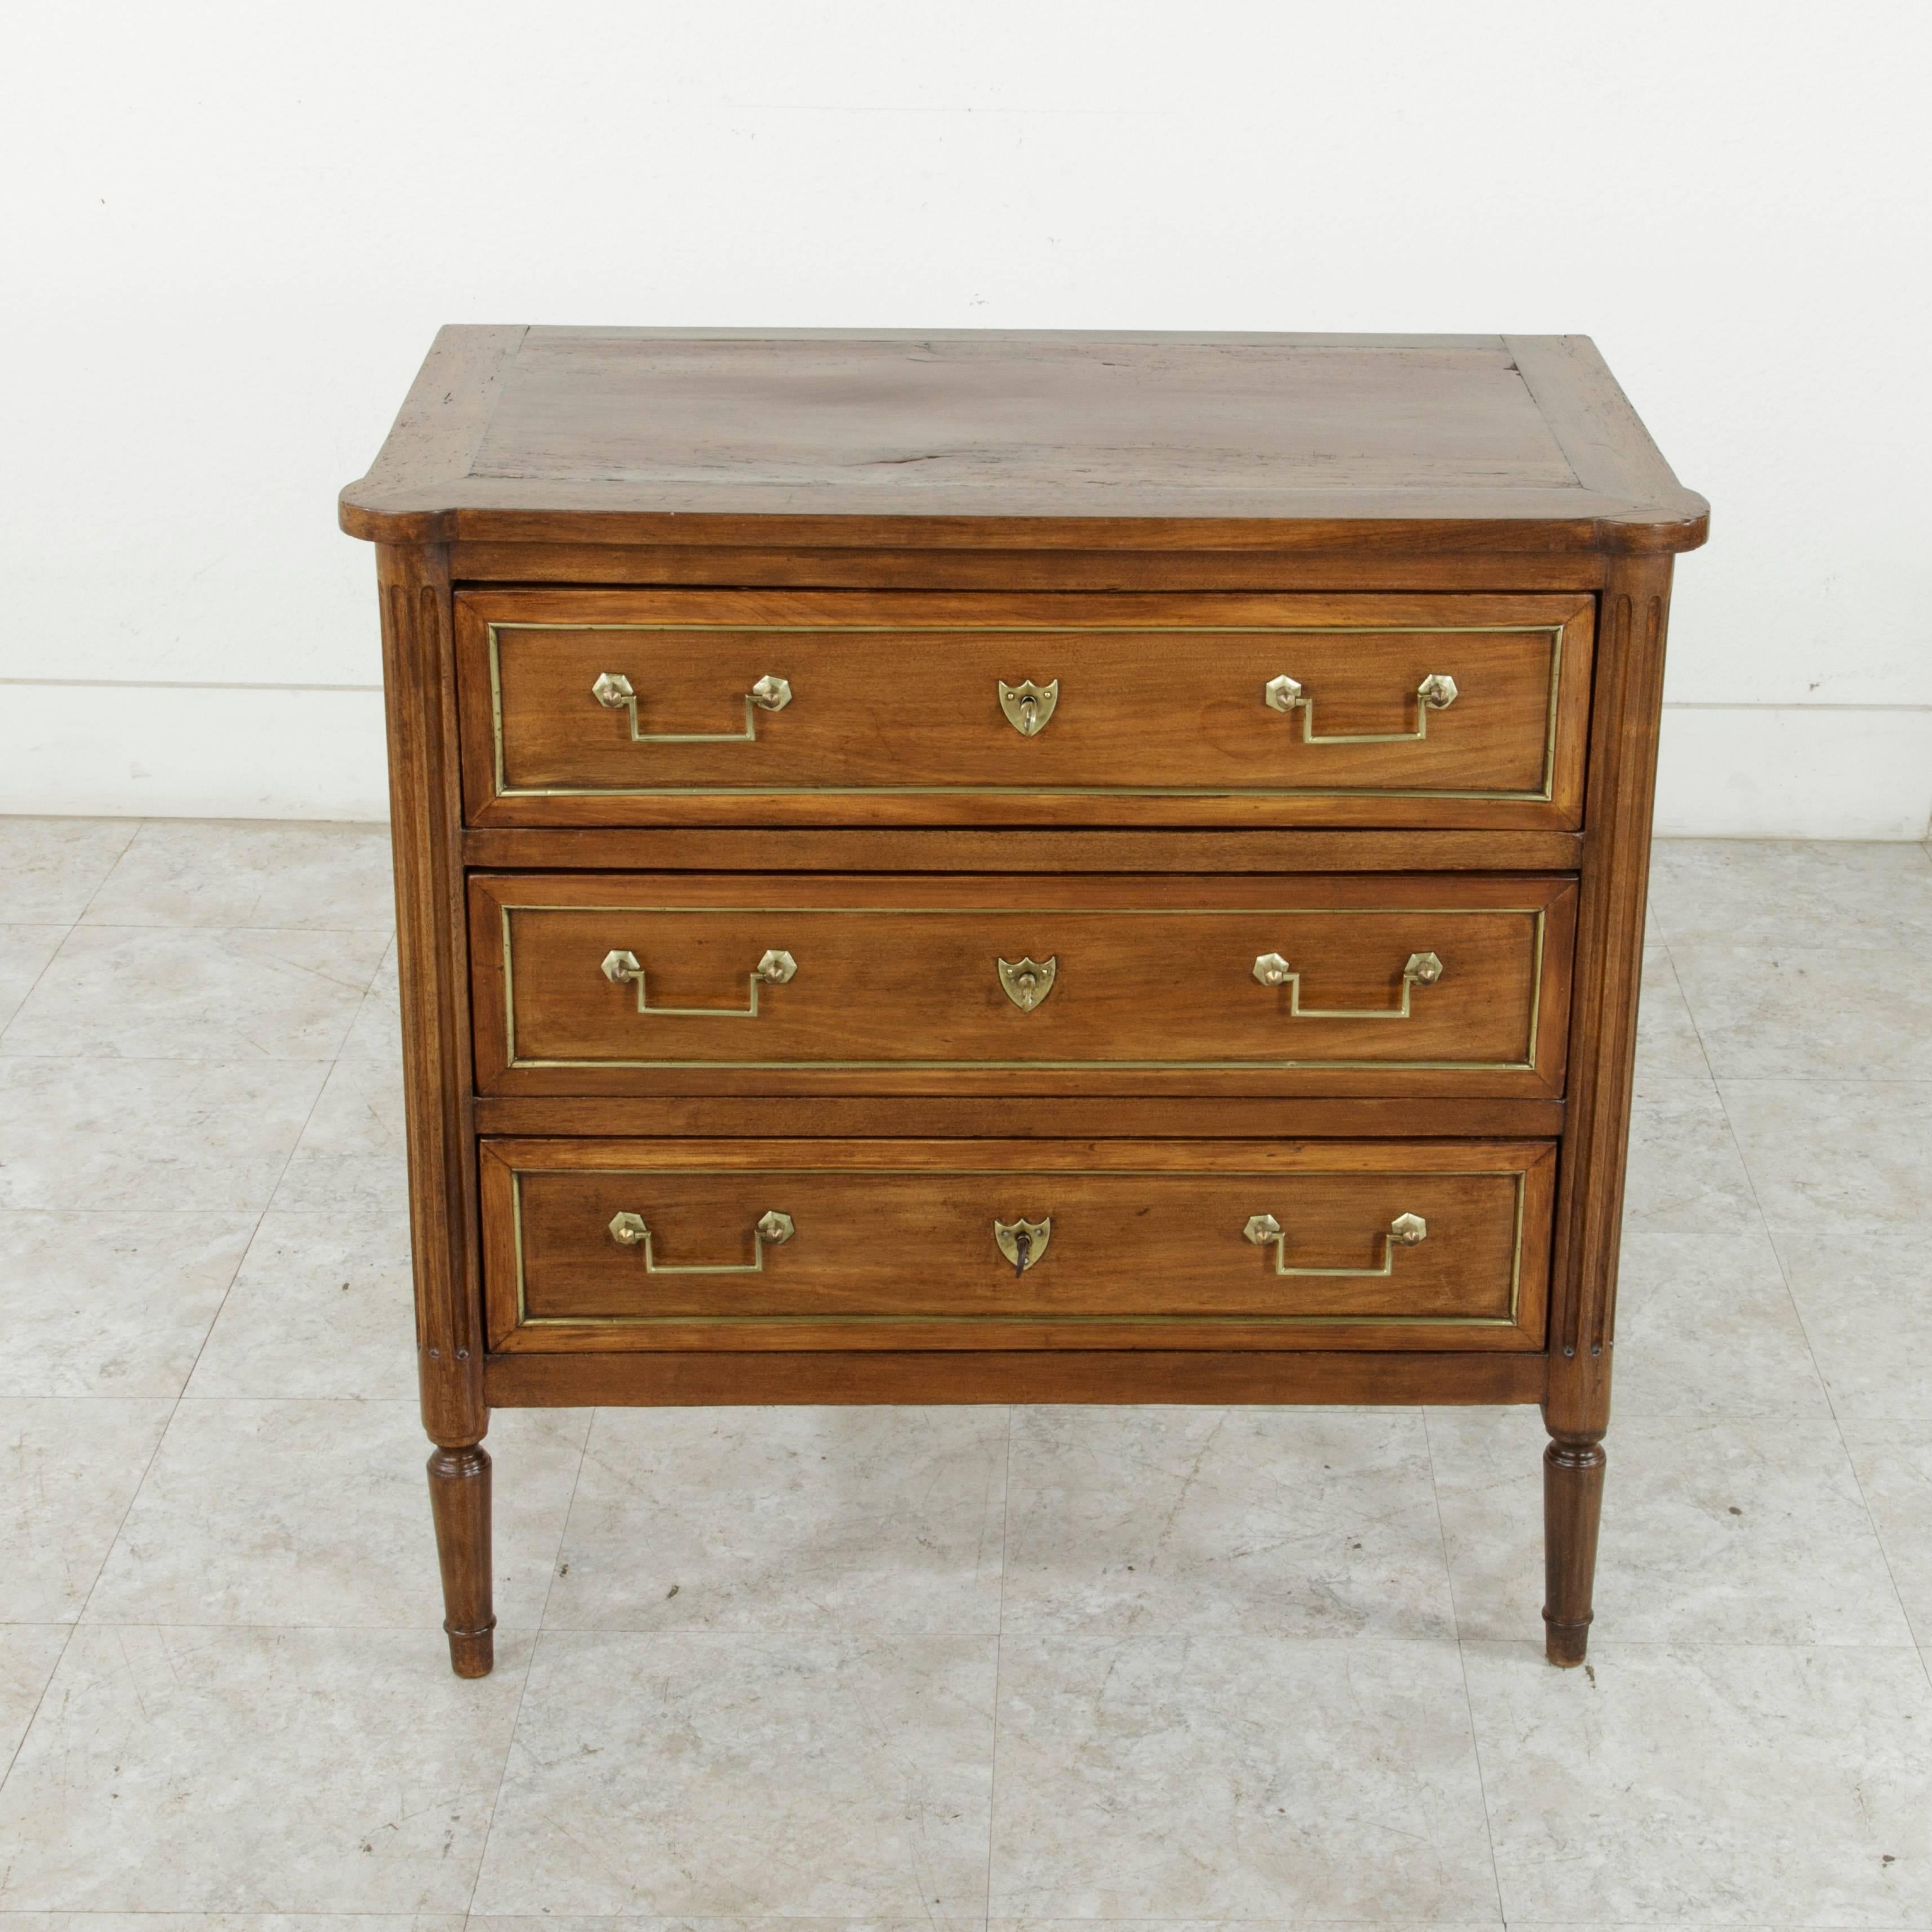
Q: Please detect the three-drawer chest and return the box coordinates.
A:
[340,328,1707,1675]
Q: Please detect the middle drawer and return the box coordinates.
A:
[470,871,1575,1098]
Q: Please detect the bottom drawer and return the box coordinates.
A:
[481,1138,1553,1354]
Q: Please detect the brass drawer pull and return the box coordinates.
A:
[1263,671,1458,742]
[591,670,792,744]
[1244,1210,1428,1277]
[994,1216,1051,1276]
[1252,949,1444,1018]
[601,946,797,1018]
[998,678,1059,736]
[608,1208,795,1271]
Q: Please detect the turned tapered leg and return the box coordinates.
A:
[428,1443,495,1677]
[1542,1433,1606,1666]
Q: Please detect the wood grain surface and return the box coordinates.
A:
[468,869,1575,1099]
[468,1093,1568,1141]
[483,1346,1552,1408]
[457,826,1586,874]
[480,1136,1554,1355]
[455,587,1594,830]
[341,328,1708,551]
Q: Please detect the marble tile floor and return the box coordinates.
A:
[1,816,1930,1922]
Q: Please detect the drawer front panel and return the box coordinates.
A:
[456,591,1593,829]
[469,871,1575,1098]
[480,1137,1555,1354]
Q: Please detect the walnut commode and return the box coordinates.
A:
[340,328,1706,1675]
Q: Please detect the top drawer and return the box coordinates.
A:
[455,591,1594,830]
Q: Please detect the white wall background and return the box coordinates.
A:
[3,1,1928,836]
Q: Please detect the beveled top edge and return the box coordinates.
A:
[339,325,1708,553]
[519,326,1515,347]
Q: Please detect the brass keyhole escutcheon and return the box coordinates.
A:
[998,679,1059,736]
[997,955,1057,1012]
[995,1217,1051,1275]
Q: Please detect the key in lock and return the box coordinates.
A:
[994,1216,1052,1277]
[998,679,1060,736]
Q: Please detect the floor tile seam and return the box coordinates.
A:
[504,1626,1489,1648]
[47,935,397,1031]
[1697,1064,1848,1423]
[478,1412,613,1911]
[0,918,82,1053]
[0,1618,83,1796]
[1662,930,1932,959]
[1456,1628,1921,1651]
[1450,1636,1508,1923]
[64,818,145,927]
[1712,1074,1932,1089]
[1419,1409,1508,1917]
[167,1392,428,1405]
[0,1393,210,1407]
[1610,1404,1848,1423]
[1455,1633,1927,1654]
[41,943,396,1021]
[171,1038,340,1406]
[1453,1630,1924,1661]
[1699,1075,1932,1088]
[60,1395,196,1624]
[46,918,397,937]
[47,987,283,1629]
[1651,941,1717,1082]
[1751,1221,1843,1430]
[238,1029,357,1225]
[3,1335,190,1793]
[69,916,401,934]
[65,1617,554,1633]
[0,1203,292,1219]
[168,1220,282,1405]
[482,1622,1012,1643]
[982,1405,1015,1918]
[529,1408,598,1637]
[344,958,403,1035]
[1418,1408,1471,1641]
[70,820,395,934]
[0,1049,366,1067]
[462,1617,553,1916]
[1696,1075,1918,1644]
[1824,1359,1932,1672]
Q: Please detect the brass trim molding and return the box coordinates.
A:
[486,621,1566,803]
[506,1166,1528,1333]
[498,902,1549,1073]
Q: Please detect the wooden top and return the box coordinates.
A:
[340,328,1706,554]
